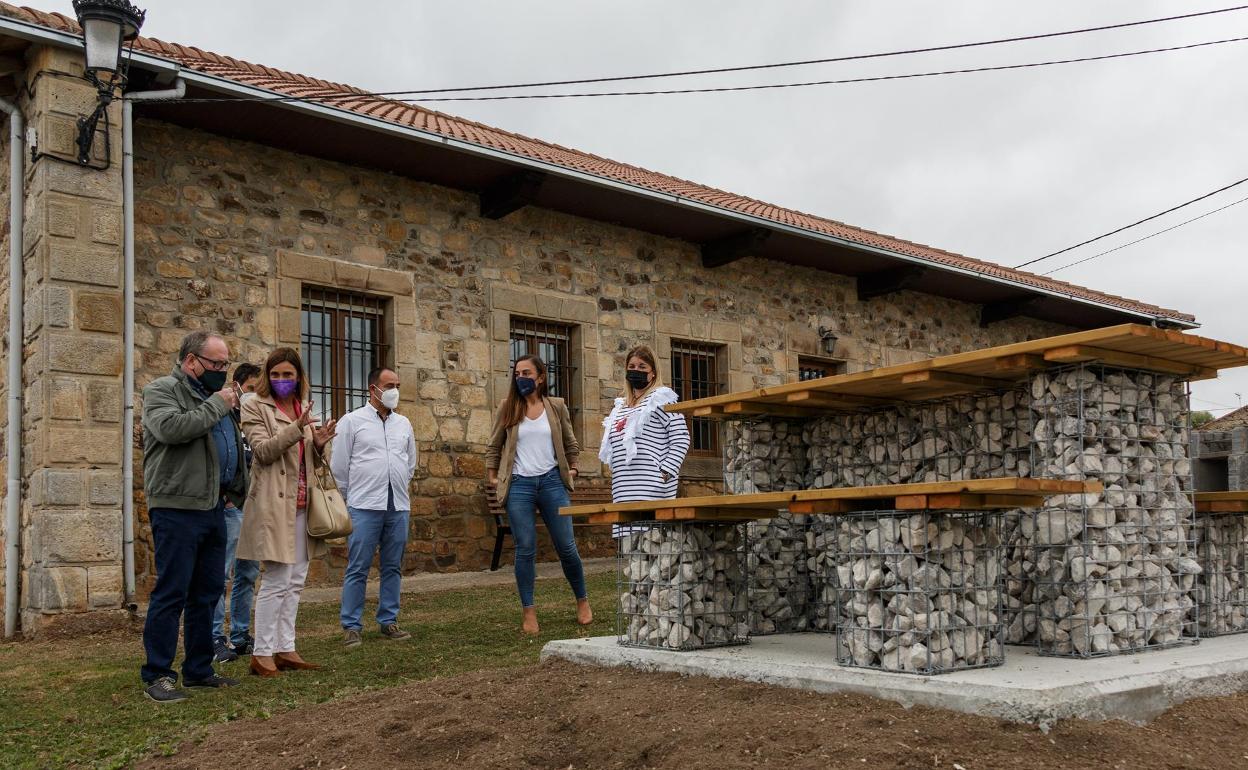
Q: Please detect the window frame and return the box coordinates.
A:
[508,316,577,413]
[670,339,723,456]
[300,286,390,422]
[796,355,846,382]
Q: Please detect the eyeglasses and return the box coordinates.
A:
[194,353,230,372]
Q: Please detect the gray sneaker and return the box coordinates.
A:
[380,623,411,640]
[343,629,362,648]
[143,677,190,704]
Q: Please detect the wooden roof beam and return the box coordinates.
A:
[899,370,1014,390]
[857,265,927,301]
[701,227,772,269]
[1043,344,1217,378]
[479,170,546,219]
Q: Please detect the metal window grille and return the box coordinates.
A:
[509,317,576,409]
[671,340,722,454]
[301,287,389,423]
[798,356,844,382]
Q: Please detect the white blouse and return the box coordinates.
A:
[512,412,558,478]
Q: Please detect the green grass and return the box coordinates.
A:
[0,570,617,769]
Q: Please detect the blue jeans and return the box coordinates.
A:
[339,505,410,630]
[212,504,260,647]
[504,467,587,608]
[141,503,226,684]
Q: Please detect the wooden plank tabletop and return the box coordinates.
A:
[560,477,1100,523]
[1195,491,1248,513]
[668,324,1248,419]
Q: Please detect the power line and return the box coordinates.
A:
[1042,194,1248,275]
[384,4,1248,95]
[417,37,1248,101]
[150,5,1248,105]
[1015,174,1248,269]
[161,35,1248,107]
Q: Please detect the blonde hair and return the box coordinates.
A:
[624,345,663,406]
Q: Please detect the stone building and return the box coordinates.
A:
[0,4,1197,635]
[1193,406,1248,492]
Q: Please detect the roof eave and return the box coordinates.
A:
[0,14,1197,330]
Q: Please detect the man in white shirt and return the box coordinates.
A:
[331,367,418,647]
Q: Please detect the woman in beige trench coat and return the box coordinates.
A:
[237,347,336,677]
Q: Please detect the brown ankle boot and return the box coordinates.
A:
[249,656,280,678]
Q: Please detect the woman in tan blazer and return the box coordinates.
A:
[487,353,591,634]
[237,347,336,677]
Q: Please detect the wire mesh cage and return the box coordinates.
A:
[616,522,750,650]
[801,390,1032,490]
[723,417,809,495]
[817,509,1005,675]
[1194,513,1248,636]
[1027,364,1198,656]
[747,511,814,635]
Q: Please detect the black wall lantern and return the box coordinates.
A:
[817,326,839,357]
[71,0,146,165]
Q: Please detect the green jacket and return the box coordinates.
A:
[142,367,248,511]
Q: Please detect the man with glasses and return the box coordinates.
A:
[139,331,247,703]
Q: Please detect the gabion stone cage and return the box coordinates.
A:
[1027,364,1199,656]
[1194,513,1248,636]
[617,523,749,650]
[747,511,813,635]
[818,509,1005,675]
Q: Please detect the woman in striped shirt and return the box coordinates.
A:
[599,345,691,518]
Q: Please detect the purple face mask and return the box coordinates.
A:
[270,379,298,399]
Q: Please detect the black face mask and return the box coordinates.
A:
[198,369,227,392]
[515,377,537,397]
[626,370,652,391]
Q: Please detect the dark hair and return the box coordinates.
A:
[499,354,548,429]
[178,331,221,363]
[254,347,308,401]
[367,366,395,388]
[232,362,261,386]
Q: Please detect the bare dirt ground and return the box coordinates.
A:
[142,659,1248,770]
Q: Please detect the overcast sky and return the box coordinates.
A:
[44,0,1247,415]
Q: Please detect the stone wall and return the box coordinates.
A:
[15,48,127,632]
[121,115,1072,585]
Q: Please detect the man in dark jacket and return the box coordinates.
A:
[139,331,248,703]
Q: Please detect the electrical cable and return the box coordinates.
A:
[414,36,1248,101]
[1016,175,1248,269]
[1041,194,1248,275]
[150,5,1248,105]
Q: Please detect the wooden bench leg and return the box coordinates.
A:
[491,515,509,572]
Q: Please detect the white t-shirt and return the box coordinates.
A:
[512,411,558,478]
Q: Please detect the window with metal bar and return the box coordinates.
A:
[301,287,390,423]
[671,340,722,454]
[797,356,846,382]
[508,317,577,411]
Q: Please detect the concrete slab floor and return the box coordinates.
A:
[542,633,1248,727]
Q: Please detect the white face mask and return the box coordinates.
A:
[376,386,400,410]
[239,392,257,405]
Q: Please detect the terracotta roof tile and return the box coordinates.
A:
[0,2,1194,323]
[1197,405,1248,432]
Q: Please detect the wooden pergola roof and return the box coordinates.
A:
[668,324,1248,420]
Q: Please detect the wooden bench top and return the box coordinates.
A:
[560,477,1100,524]
[1196,491,1248,513]
[666,324,1248,420]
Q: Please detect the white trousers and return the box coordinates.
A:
[253,559,310,656]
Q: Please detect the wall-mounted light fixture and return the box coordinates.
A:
[817,326,839,357]
[71,0,146,166]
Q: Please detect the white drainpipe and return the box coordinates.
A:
[1,96,23,638]
[122,79,185,609]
